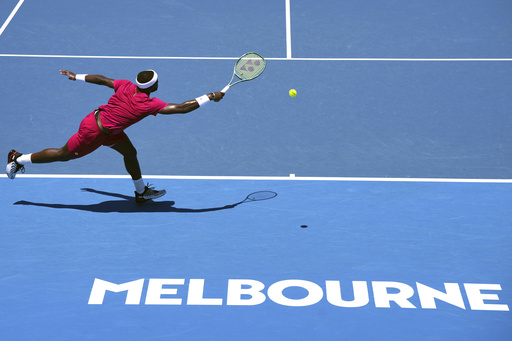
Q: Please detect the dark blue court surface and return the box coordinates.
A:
[1,1,511,340]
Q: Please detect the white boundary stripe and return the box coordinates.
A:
[284,58,512,62]
[0,54,239,60]
[285,0,292,59]
[0,54,511,62]
[278,58,512,62]
[0,0,24,37]
[4,174,512,183]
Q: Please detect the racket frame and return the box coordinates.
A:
[222,52,266,93]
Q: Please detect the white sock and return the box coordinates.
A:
[133,178,146,194]
[16,154,32,165]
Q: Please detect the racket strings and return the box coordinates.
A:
[235,54,266,81]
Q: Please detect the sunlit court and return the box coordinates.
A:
[1,1,511,339]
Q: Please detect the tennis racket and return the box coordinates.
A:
[221,52,266,93]
[231,191,277,207]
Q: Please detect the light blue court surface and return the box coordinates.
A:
[1,0,512,340]
[1,177,511,340]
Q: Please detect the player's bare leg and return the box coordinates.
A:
[110,138,166,203]
[6,144,72,179]
[31,145,73,163]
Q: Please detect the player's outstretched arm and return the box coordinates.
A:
[159,91,224,115]
[59,70,115,89]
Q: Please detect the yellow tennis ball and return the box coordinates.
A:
[289,89,297,97]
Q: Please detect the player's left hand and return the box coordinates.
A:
[60,70,76,80]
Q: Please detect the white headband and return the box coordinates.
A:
[136,70,158,89]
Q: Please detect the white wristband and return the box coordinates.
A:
[195,94,210,107]
[75,74,87,82]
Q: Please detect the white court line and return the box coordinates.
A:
[284,58,512,62]
[285,0,292,59]
[0,54,240,60]
[0,54,511,62]
[0,0,24,37]
[3,174,512,183]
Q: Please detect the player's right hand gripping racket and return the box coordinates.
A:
[221,52,266,93]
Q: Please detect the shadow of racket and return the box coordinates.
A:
[228,191,278,208]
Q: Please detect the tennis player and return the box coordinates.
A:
[6,69,224,203]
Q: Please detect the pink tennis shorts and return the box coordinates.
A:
[67,111,128,158]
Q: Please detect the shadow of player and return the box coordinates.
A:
[13,188,241,214]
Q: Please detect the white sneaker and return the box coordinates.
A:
[135,184,166,203]
[6,150,25,179]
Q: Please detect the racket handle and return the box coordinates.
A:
[221,85,230,93]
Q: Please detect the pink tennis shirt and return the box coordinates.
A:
[98,79,168,134]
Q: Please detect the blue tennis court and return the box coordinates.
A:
[1,1,511,340]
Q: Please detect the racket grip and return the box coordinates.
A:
[221,85,230,93]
